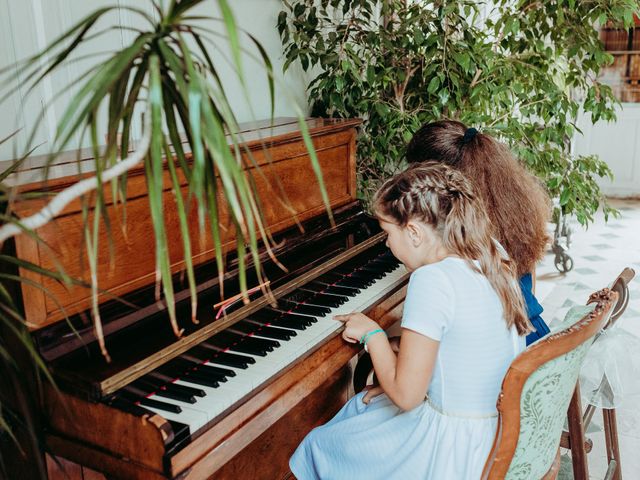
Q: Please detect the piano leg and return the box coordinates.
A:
[212,366,352,480]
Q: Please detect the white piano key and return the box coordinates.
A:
[144,262,409,436]
[174,379,242,416]
[142,396,210,432]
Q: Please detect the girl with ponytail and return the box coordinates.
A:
[406,120,551,344]
[290,163,528,480]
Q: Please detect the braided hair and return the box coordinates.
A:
[374,163,531,335]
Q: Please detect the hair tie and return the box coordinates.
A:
[462,127,478,144]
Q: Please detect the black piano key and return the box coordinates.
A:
[166,420,191,447]
[142,372,206,397]
[208,365,238,377]
[184,345,246,370]
[200,347,255,368]
[147,370,176,384]
[226,339,271,356]
[233,321,296,341]
[368,260,398,272]
[343,271,377,283]
[211,331,280,353]
[320,271,375,286]
[281,290,314,304]
[155,358,205,380]
[318,273,371,289]
[355,267,387,279]
[245,315,310,331]
[307,293,347,307]
[138,397,183,414]
[107,395,151,417]
[310,282,361,296]
[317,272,349,283]
[189,362,236,378]
[333,266,384,280]
[182,371,221,388]
[257,309,317,326]
[371,254,399,265]
[288,292,344,308]
[163,358,232,381]
[132,379,197,404]
[329,278,369,289]
[164,381,206,398]
[298,286,346,299]
[278,301,331,317]
[120,389,183,414]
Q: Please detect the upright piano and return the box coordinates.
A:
[10,118,409,479]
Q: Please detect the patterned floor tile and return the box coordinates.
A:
[537,198,640,479]
[599,233,622,238]
[589,244,614,250]
[582,255,607,261]
[574,267,599,275]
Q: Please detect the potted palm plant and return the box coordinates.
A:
[0,0,327,475]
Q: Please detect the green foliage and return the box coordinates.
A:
[0,0,322,471]
[1,0,326,346]
[278,0,640,223]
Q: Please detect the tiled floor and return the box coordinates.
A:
[536,198,640,479]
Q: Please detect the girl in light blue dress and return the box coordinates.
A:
[290,163,531,480]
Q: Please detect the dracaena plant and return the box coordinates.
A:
[278,0,640,224]
[0,0,328,358]
[0,1,326,473]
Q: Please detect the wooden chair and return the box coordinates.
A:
[561,267,636,480]
[482,288,618,479]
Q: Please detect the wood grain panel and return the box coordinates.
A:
[44,386,169,472]
[212,367,351,480]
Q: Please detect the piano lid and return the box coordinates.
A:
[12,118,361,330]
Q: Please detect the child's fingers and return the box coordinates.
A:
[363,386,384,404]
[342,330,358,343]
[333,313,354,322]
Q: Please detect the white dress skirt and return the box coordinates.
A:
[290,391,499,479]
[290,258,525,480]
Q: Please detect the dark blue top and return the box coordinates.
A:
[520,272,550,345]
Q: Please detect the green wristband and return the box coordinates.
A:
[360,328,385,352]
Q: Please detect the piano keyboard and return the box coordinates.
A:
[110,250,407,439]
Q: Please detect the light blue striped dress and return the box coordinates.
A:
[290,258,525,480]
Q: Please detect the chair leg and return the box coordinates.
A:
[541,449,562,480]
[567,384,589,479]
[603,408,622,480]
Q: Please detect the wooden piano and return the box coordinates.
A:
[10,118,409,479]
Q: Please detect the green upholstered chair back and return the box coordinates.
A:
[482,289,618,480]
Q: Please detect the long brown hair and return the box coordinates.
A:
[374,163,531,335]
[406,120,550,277]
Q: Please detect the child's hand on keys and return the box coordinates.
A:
[362,385,384,404]
[334,312,379,344]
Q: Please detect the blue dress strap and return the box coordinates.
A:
[520,273,550,345]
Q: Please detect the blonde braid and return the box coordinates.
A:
[374,163,531,334]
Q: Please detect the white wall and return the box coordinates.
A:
[573,104,640,198]
[0,0,310,162]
